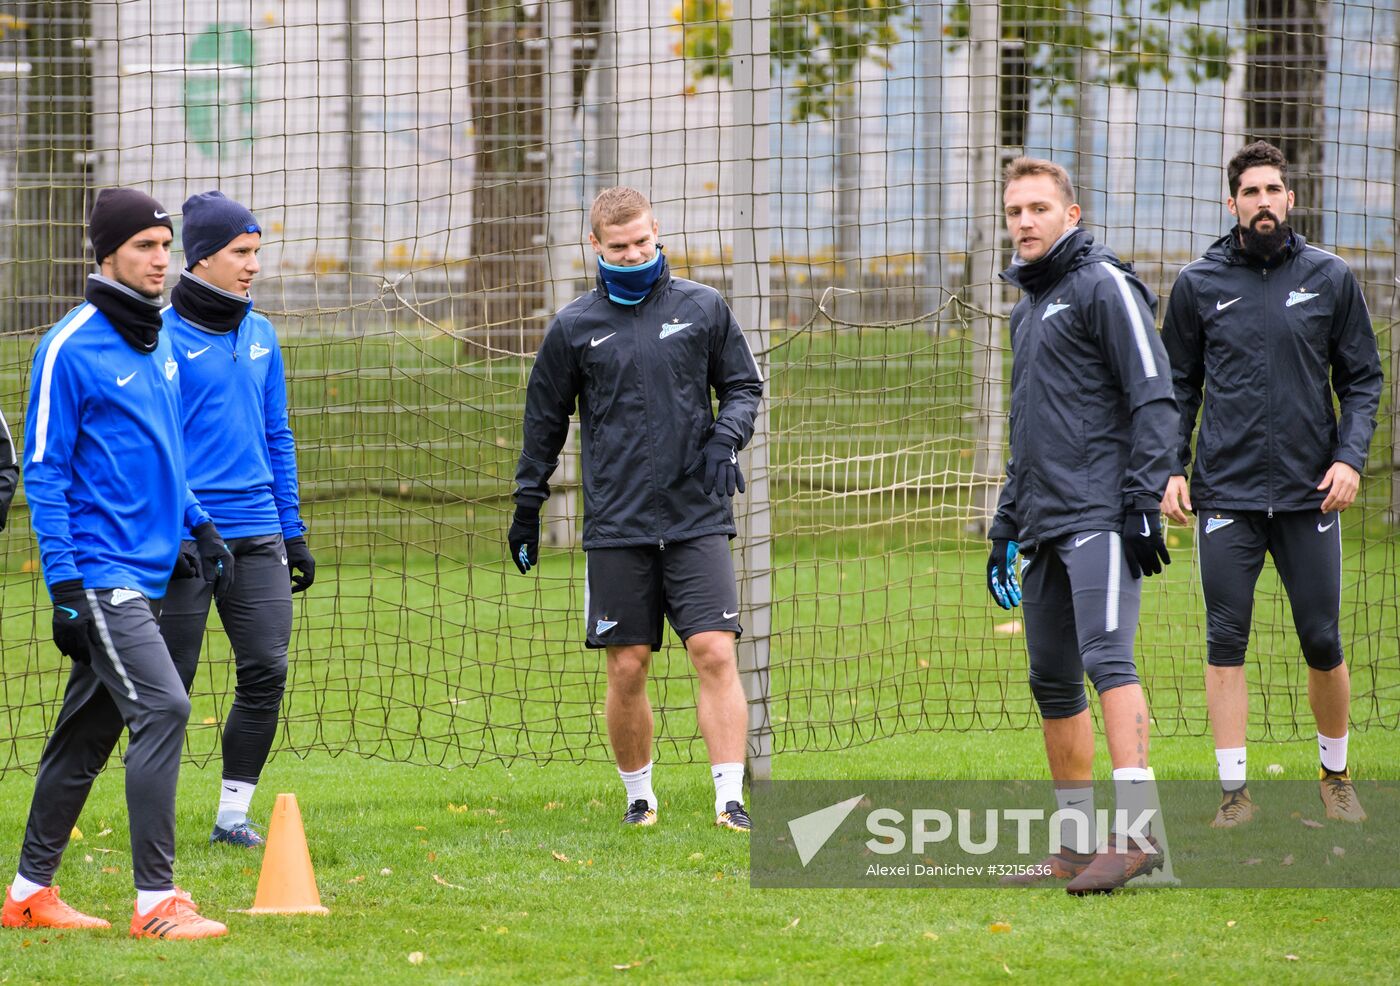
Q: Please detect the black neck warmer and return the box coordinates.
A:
[85,274,163,352]
[170,270,252,334]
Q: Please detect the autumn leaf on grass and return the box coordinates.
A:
[782,918,799,931]
[433,874,467,890]
[613,960,648,971]
[988,921,1012,933]
[552,851,570,863]
[1300,818,1324,829]
[1284,954,1300,962]
[408,952,424,965]
[994,621,1022,636]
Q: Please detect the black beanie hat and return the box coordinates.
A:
[88,187,173,264]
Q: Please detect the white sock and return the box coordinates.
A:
[1319,732,1349,774]
[10,872,46,901]
[135,888,177,915]
[1052,784,1097,854]
[1216,746,1247,792]
[712,761,744,816]
[1111,767,1155,849]
[216,778,257,829]
[618,762,657,810]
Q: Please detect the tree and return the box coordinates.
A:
[463,1,606,348]
[946,0,1233,157]
[1242,0,1327,241]
[675,0,912,122]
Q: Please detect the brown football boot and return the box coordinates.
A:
[1000,848,1097,886]
[1065,835,1164,895]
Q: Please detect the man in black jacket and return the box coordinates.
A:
[989,158,1178,894]
[1161,141,1381,828]
[510,187,764,831]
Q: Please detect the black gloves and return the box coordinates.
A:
[192,521,236,601]
[51,579,96,664]
[986,539,1022,609]
[687,437,745,497]
[173,540,201,580]
[285,536,316,593]
[509,502,541,574]
[1122,509,1171,579]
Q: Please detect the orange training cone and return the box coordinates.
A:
[246,793,329,915]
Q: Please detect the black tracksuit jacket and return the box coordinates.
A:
[1161,230,1382,512]
[514,259,764,549]
[990,228,1179,550]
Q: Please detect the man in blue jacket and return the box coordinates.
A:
[1161,141,1382,828]
[988,159,1178,894]
[3,188,233,939]
[510,187,764,831]
[159,191,313,848]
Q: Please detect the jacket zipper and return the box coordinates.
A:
[629,300,666,549]
[1261,266,1273,518]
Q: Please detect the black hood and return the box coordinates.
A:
[999,227,1135,298]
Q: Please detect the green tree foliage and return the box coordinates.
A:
[674,0,913,121]
[946,0,1233,109]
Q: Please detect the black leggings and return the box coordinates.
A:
[1195,509,1344,671]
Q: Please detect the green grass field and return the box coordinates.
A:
[0,321,1393,980]
[0,731,1396,984]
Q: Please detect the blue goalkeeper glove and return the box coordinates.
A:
[986,539,1022,609]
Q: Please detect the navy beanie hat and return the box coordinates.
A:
[88,187,173,264]
[182,190,261,267]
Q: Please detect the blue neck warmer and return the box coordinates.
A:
[597,248,665,305]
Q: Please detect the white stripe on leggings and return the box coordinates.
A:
[1105,532,1122,633]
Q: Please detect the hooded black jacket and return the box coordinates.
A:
[990,228,1179,549]
[514,258,764,549]
[1161,230,1381,512]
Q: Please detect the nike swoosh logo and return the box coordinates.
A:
[1317,519,1335,533]
[1073,533,1101,547]
[1216,297,1242,311]
[154,211,170,219]
[1064,799,1086,807]
[224,785,238,793]
[590,333,616,347]
[722,610,739,620]
[1140,515,1151,537]
[187,345,212,359]
[117,372,137,387]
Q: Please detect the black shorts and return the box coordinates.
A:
[1195,508,1343,670]
[584,534,742,650]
